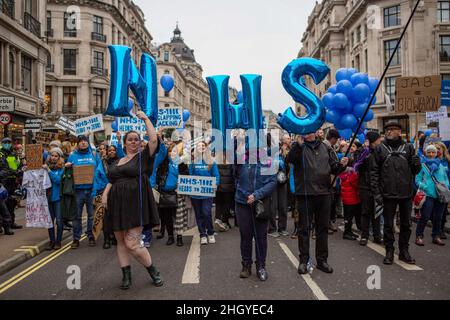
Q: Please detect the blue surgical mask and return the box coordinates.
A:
[2,143,12,150]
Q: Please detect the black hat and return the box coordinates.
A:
[366,131,381,144]
[76,135,89,144]
[384,120,402,131]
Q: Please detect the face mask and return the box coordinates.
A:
[2,143,12,150]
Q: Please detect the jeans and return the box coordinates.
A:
[191,198,214,238]
[269,183,288,233]
[416,197,446,239]
[73,189,94,240]
[235,202,268,268]
[383,198,412,251]
[48,200,63,243]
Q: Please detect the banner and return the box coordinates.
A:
[157,107,183,129]
[395,75,441,113]
[439,118,450,141]
[177,175,217,197]
[426,106,448,125]
[117,117,146,133]
[75,114,104,135]
[23,169,53,229]
[24,119,43,133]
[25,144,43,170]
[55,116,76,135]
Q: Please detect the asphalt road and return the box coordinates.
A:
[0,218,449,300]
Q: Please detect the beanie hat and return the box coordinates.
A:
[366,131,381,144]
[49,147,64,158]
[49,140,62,148]
[425,144,437,154]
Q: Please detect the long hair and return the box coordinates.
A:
[193,140,214,171]
[435,142,450,164]
[46,153,64,170]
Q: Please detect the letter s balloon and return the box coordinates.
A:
[278,58,330,135]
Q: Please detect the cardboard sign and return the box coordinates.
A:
[55,116,76,135]
[73,165,95,185]
[395,76,441,113]
[439,118,450,141]
[75,114,104,135]
[117,117,146,133]
[177,175,217,197]
[35,131,57,144]
[157,107,183,129]
[25,144,43,170]
[426,106,448,125]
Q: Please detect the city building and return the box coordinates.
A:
[44,0,153,140]
[0,0,50,143]
[299,0,450,139]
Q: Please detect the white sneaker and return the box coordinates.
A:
[214,219,227,232]
[200,237,208,245]
[208,235,216,244]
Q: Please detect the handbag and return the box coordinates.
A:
[158,191,178,208]
[254,198,271,220]
[423,165,450,203]
[413,189,426,209]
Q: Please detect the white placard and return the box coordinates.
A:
[0,96,15,112]
[110,133,124,146]
[117,117,146,133]
[75,114,104,135]
[426,106,448,125]
[157,107,183,129]
[439,118,450,141]
[177,175,216,197]
[55,116,76,135]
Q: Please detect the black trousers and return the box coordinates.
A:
[343,204,362,234]
[269,183,288,233]
[6,197,16,225]
[383,198,412,251]
[0,199,12,227]
[330,189,337,223]
[360,191,381,240]
[215,191,234,223]
[159,207,176,237]
[296,195,331,264]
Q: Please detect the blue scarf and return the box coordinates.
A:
[424,158,440,174]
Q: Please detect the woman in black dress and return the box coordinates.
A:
[102,111,163,290]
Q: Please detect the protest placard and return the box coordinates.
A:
[117,117,146,133]
[439,118,450,141]
[73,165,95,185]
[109,133,124,146]
[24,119,43,133]
[25,144,43,170]
[157,107,183,129]
[395,75,441,113]
[177,175,217,197]
[23,169,53,229]
[75,114,104,135]
[55,116,76,135]
[426,106,448,124]
[35,131,57,144]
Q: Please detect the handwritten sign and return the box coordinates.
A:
[157,107,183,128]
[55,116,76,135]
[73,165,95,185]
[75,114,104,135]
[35,131,57,144]
[25,144,43,170]
[395,76,441,113]
[177,175,216,197]
[23,169,53,229]
[117,117,146,133]
[439,118,450,141]
[426,106,448,124]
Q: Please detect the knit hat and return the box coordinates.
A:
[49,140,62,148]
[425,144,437,154]
[76,135,89,144]
[366,131,381,144]
[49,147,64,158]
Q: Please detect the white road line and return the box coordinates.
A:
[277,241,329,301]
[181,228,201,284]
[337,226,423,271]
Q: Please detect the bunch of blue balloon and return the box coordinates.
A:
[322,68,379,141]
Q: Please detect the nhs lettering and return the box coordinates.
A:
[105,45,158,125]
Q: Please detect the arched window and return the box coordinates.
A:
[9,52,15,88]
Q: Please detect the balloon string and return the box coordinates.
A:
[331,0,422,187]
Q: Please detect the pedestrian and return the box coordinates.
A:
[316,129,325,142]
[189,141,220,245]
[324,129,341,233]
[43,148,65,250]
[287,133,348,274]
[371,121,422,265]
[353,131,382,246]
[102,111,163,290]
[215,154,235,232]
[339,165,361,240]
[414,144,449,246]
[66,135,98,248]
[0,182,13,235]
[435,142,449,240]
[234,149,277,281]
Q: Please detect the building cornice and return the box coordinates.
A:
[340,0,368,29]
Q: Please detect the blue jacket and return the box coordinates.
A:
[235,163,277,205]
[92,159,109,196]
[289,165,295,194]
[188,160,220,199]
[48,168,64,202]
[150,143,168,188]
[68,149,97,190]
[415,163,449,199]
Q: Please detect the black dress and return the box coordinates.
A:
[105,145,160,232]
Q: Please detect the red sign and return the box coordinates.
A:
[0,113,12,126]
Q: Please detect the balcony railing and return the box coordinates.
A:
[46,64,54,72]
[91,66,108,76]
[64,29,77,37]
[64,67,76,75]
[1,0,14,19]
[62,107,77,114]
[24,12,41,38]
[93,107,105,114]
[45,29,54,38]
[91,32,106,42]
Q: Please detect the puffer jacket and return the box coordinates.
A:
[217,164,235,193]
[234,163,277,205]
[339,169,360,205]
[415,162,449,199]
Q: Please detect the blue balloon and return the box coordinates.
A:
[341,114,358,129]
[111,119,118,132]
[357,133,366,143]
[237,91,243,103]
[368,77,379,94]
[336,80,354,98]
[325,110,340,124]
[347,68,358,77]
[183,110,190,122]
[353,102,367,118]
[362,109,374,122]
[425,129,432,137]
[328,85,337,94]
[353,84,370,103]
[278,58,330,135]
[350,72,367,86]
[160,74,175,92]
[336,68,349,82]
[322,93,335,109]
[333,93,350,111]
[339,129,353,140]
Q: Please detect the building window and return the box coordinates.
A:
[64,12,77,37]
[93,16,103,34]
[24,0,32,14]
[384,5,401,28]
[385,76,398,102]
[442,74,450,80]
[46,11,52,36]
[365,49,368,73]
[438,1,450,22]
[63,49,77,75]
[44,86,52,113]
[9,52,14,88]
[355,54,360,71]
[440,36,450,62]
[1,0,15,19]
[63,87,77,114]
[350,31,354,47]
[93,88,105,114]
[356,26,361,43]
[164,51,169,62]
[93,51,104,69]
[384,39,401,66]
[112,25,116,44]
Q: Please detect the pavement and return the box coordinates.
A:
[0,211,449,300]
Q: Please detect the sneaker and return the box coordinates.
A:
[71,240,80,249]
[279,230,290,236]
[53,242,62,250]
[200,237,208,245]
[256,268,268,281]
[268,231,280,238]
[144,241,151,248]
[432,237,445,246]
[214,219,227,232]
[415,236,424,246]
[208,235,216,244]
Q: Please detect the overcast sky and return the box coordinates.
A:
[134,0,317,114]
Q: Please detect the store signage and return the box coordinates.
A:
[0,97,15,112]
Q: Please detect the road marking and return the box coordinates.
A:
[0,236,87,293]
[181,229,201,284]
[20,246,40,255]
[337,226,423,271]
[277,241,329,300]
[13,249,37,257]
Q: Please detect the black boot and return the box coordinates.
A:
[3,225,14,235]
[103,232,111,249]
[176,235,184,247]
[120,266,132,290]
[156,229,165,239]
[146,265,163,286]
[383,248,394,265]
[110,234,117,246]
[239,262,252,278]
[166,235,175,246]
[399,248,416,264]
